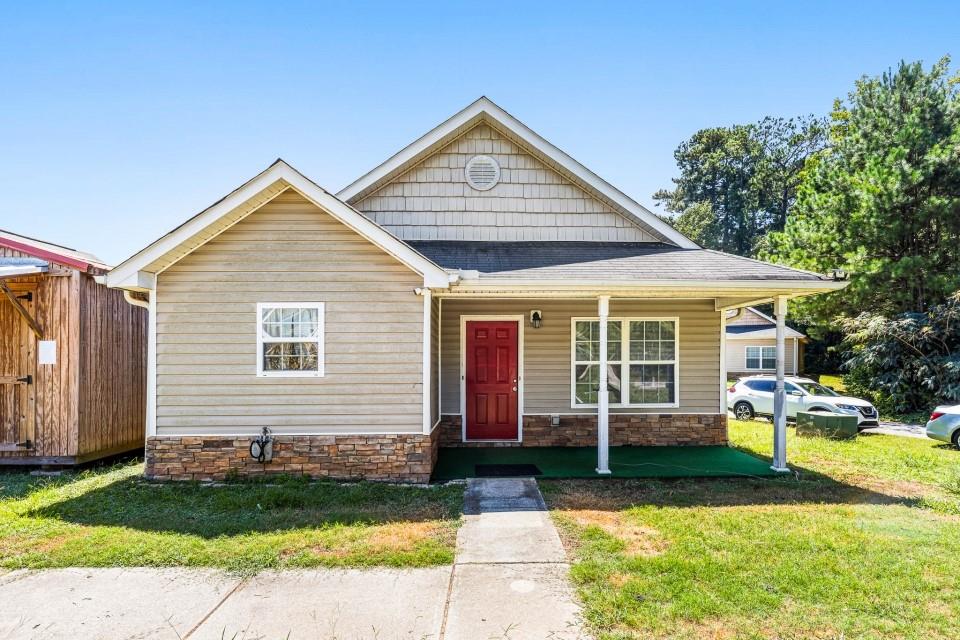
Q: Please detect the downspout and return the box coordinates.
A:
[123,289,150,309]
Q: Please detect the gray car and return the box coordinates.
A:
[925,405,960,447]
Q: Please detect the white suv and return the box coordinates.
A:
[727,375,879,427]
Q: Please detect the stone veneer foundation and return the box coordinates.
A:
[145,432,439,483]
[145,414,725,482]
[436,414,727,447]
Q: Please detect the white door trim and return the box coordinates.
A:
[460,315,525,443]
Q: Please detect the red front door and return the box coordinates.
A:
[465,321,519,440]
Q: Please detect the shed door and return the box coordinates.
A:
[0,284,36,448]
[465,321,519,440]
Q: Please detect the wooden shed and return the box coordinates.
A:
[0,230,147,465]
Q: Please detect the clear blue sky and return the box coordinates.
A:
[1,1,956,264]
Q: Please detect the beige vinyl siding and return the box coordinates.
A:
[727,338,798,375]
[155,190,424,436]
[355,123,660,243]
[440,299,720,415]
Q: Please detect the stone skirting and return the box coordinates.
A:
[145,431,440,483]
[437,413,727,447]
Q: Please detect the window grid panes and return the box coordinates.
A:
[574,320,622,405]
[746,346,776,370]
[573,318,677,407]
[258,304,324,376]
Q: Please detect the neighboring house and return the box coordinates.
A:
[106,97,845,482]
[0,230,146,465]
[725,307,806,377]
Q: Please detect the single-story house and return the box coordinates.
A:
[106,97,846,482]
[0,230,147,465]
[726,307,806,377]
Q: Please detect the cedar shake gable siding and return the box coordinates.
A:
[353,123,662,243]
[154,190,425,437]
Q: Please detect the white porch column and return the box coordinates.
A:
[772,295,789,472]
[596,295,611,475]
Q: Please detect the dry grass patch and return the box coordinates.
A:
[560,509,667,557]
[302,521,456,561]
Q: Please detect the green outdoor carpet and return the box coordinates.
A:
[431,446,777,481]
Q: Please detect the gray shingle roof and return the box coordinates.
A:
[408,241,828,282]
[726,325,805,339]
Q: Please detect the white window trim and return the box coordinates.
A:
[744,345,777,371]
[256,302,325,378]
[570,316,680,409]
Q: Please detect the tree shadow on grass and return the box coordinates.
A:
[24,474,464,538]
[539,458,937,513]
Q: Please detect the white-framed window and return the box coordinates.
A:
[256,303,324,377]
[745,345,776,370]
[571,317,678,408]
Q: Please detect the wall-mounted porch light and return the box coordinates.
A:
[530,309,543,329]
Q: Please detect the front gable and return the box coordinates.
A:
[353,122,661,242]
[340,97,697,248]
[107,160,451,291]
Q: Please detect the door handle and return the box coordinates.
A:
[512,386,518,392]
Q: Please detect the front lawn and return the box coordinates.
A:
[545,421,960,639]
[0,461,463,574]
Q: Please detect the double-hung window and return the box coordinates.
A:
[572,318,678,407]
[256,303,324,377]
[745,346,776,370]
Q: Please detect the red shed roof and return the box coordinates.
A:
[0,229,110,272]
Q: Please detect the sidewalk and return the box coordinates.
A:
[0,566,450,639]
[0,478,588,639]
[441,477,588,640]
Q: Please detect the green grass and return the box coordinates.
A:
[818,373,847,393]
[544,421,960,639]
[0,461,463,574]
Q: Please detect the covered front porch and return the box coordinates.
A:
[431,291,802,476]
[432,445,777,481]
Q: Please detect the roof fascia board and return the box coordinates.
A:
[449,279,848,292]
[107,161,451,290]
[336,97,698,249]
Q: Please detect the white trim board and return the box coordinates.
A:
[459,315,525,443]
[106,160,453,291]
[336,96,698,249]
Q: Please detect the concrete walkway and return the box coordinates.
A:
[862,421,928,439]
[440,477,588,640]
[0,566,451,639]
[0,478,588,639]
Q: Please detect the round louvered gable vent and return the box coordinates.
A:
[464,155,500,191]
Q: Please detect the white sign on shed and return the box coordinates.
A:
[38,340,57,365]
